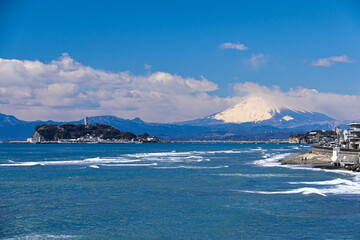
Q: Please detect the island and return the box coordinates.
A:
[27,123,160,143]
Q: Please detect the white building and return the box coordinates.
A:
[345,123,360,150]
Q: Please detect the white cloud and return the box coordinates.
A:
[1,54,359,123]
[219,42,249,51]
[233,82,360,120]
[247,53,266,69]
[0,54,228,122]
[310,55,356,67]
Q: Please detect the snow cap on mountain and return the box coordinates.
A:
[214,95,287,123]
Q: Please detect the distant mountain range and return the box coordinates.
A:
[0,96,352,142]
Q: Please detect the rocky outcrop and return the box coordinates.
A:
[289,134,308,144]
[280,151,332,165]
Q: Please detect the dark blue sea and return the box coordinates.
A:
[1,143,360,239]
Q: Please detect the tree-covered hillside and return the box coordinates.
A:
[34,123,137,141]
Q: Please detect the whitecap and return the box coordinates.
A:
[102,163,158,167]
[0,157,141,167]
[241,187,327,197]
[126,151,193,158]
[4,234,77,240]
[241,176,360,196]
[0,162,44,167]
[217,173,290,178]
[155,165,229,169]
[253,153,293,167]
[89,165,99,169]
[290,178,355,186]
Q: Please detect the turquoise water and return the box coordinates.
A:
[1,143,360,239]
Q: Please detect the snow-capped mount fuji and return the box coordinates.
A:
[179,95,335,128]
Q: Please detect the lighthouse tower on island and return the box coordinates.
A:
[84,117,89,127]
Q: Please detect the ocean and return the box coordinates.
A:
[1,143,360,239]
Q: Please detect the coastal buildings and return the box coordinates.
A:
[330,123,360,167]
[289,130,337,146]
[344,123,360,150]
[290,125,360,167]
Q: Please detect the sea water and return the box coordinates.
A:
[1,143,360,239]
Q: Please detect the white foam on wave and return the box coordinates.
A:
[155,165,229,169]
[290,178,355,186]
[89,165,99,169]
[260,157,360,177]
[253,153,293,167]
[250,153,360,196]
[241,177,360,196]
[84,157,140,163]
[127,149,247,158]
[4,234,77,240]
[0,157,140,167]
[290,177,360,195]
[217,173,290,178]
[102,163,158,167]
[126,151,193,158]
[138,156,206,163]
[241,187,327,197]
[123,149,246,164]
[250,151,360,196]
[198,150,246,154]
[0,162,45,167]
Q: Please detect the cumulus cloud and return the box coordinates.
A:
[233,82,360,120]
[247,53,266,69]
[219,42,249,51]
[310,55,356,67]
[0,54,230,122]
[1,54,359,123]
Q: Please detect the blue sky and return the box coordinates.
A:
[0,0,359,121]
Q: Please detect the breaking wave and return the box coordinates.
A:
[4,234,77,240]
[102,163,158,167]
[216,173,290,178]
[89,165,99,169]
[241,176,360,197]
[253,153,293,167]
[0,149,245,169]
[0,157,141,167]
[245,151,360,196]
[241,188,328,197]
[154,165,229,169]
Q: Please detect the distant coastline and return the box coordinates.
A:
[4,140,293,144]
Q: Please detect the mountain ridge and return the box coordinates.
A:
[0,96,350,142]
[0,112,346,142]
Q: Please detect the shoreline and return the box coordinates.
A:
[280,151,360,171]
[3,140,294,144]
[280,151,332,165]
